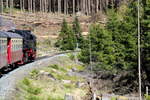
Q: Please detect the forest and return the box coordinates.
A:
[55,0,150,93]
[0,0,150,96]
[0,0,125,15]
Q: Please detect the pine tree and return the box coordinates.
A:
[55,19,76,50]
[79,24,115,70]
[107,8,137,70]
[79,2,138,71]
[141,0,150,80]
[72,17,83,48]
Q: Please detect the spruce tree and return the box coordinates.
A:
[106,7,137,70]
[72,17,84,48]
[79,2,138,71]
[79,24,115,70]
[141,0,150,79]
[55,19,76,50]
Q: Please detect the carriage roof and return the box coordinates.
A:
[0,31,22,38]
[0,31,7,38]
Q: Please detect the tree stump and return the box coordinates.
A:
[65,94,74,100]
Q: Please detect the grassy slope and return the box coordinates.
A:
[14,56,87,100]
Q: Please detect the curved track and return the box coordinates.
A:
[0,51,75,100]
[0,51,76,78]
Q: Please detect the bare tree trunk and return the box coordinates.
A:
[58,0,61,13]
[0,0,3,14]
[33,0,35,13]
[112,0,114,9]
[81,0,83,13]
[46,0,49,13]
[49,0,51,13]
[23,0,25,11]
[20,0,23,12]
[31,0,33,13]
[41,0,44,12]
[99,0,102,11]
[85,0,88,15]
[73,0,75,15]
[77,0,79,12]
[44,0,46,12]
[96,0,99,13]
[10,0,13,15]
[40,0,42,12]
[6,0,9,8]
[28,0,30,12]
[53,0,56,13]
[66,0,68,14]
[88,0,91,15]
[64,0,66,14]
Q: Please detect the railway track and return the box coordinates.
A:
[0,51,77,100]
[0,51,78,78]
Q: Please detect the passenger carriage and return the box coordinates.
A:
[0,31,23,68]
[0,32,7,69]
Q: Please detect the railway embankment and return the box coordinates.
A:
[0,53,140,100]
[0,54,70,100]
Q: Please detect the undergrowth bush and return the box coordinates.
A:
[30,69,39,78]
[26,95,40,100]
[145,94,150,100]
[48,96,63,100]
[50,64,59,70]
[22,78,31,86]
[26,86,41,95]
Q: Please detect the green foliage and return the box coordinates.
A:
[111,97,117,100]
[48,96,64,100]
[107,8,137,70]
[26,86,42,95]
[145,94,150,100]
[56,17,84,51]
[72,17,84,48]
[45,39,51,46]
[48,64,66,72]
[22,78,31,86]
[141,0,150,78]
[79,1,138,72]
[55,19,76,50]
[50,64,59,70]
[68,53,75,61]
[26,95,40,100]
[30,69,39,79]
[22,78,42,95]
[79,24,115,70]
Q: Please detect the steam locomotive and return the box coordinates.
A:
[0,29,36,69]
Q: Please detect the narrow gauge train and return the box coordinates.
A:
[0,30,36,69]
